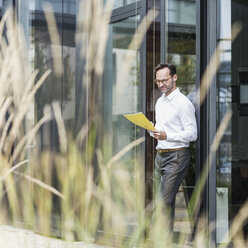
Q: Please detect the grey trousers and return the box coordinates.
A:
[154,148,190,231]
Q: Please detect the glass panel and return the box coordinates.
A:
[35,0,62,11]
[216,0,248,243]
[0,1,13,19]
[240,85,248,104]
[32,1,63,122]
[17,0,76,235]
[166,0,196,96]
[102,14,141,234]
[167,0,196,25]
[113,0,137,9]
[62,0,76,132]
[63,0,77,14]
[165,0,196,234]
[145,0,161,210]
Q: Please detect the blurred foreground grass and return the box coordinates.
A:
[0,7,174,248]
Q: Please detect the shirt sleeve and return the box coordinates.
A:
[166,99,197,143]
[147,129,154,137]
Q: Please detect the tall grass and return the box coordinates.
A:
[0,2,247,248]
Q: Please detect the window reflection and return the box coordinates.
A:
[17,0,76,235]
[217,0,248,243]
[0,0,12,10]
[102,15,141,233]
[165,0,196,233]
[113,0,137,9]
[166,0,196,96]
[167,0,196,25]
[18,0,76,127]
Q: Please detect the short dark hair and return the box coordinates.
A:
[154,63,176,76]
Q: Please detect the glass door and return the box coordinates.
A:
[17,0,76,236]
[165,0,196,235]
[101,14,142,237]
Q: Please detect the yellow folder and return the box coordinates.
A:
[123,112,155,131]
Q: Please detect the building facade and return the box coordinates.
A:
[1,0,248,246]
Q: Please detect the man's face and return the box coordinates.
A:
[155,67,177,95]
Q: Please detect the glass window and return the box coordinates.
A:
[166,0,196,96]
[0,1,13,18]
[18,0,76,130]
[17,0,76,235]
[113,0,137,9]
[165,0,196,234]
[102,14,141,233]
[35,0,62,12]
[62,1,76,131]
[216,0,248,243]
[167,0,196,25]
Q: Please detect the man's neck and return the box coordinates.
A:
[165,86,177,96]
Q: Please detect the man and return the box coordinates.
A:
[150,63,197,232]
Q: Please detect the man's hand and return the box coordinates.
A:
[151,130,167,140]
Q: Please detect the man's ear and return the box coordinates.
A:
[173,74,177,82]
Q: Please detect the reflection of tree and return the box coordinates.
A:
[167,30,196,95]
[131,57,140,87]
[168,32,195,55]
[167,33,197,196]
[35,43,74,120]
[63,52,75,104]
[129,56,140,144]
[168,54,195,91]
[177,56,195,84]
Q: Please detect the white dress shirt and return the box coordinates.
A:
[153,87,197,150]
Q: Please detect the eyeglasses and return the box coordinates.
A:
[154,76,173,85]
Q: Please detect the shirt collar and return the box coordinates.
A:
[162,87,179,101]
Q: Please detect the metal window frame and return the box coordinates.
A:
[110,1,142,23]
[160,0,166,62]
[197,0,217,246]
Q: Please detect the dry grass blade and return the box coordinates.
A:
[14,171,65,199]
[6,69,51,151]
[94,0,115,76]
[0,9,10,38]
[76,123,89,145]
[43,2,63,76]
[106,136,145,169]
[231,22,243,42]
[118,8,158,85]
[52,102,67,154]
[0,112,14,152]
[77,0,115,98]
[22,69,40,102]
[196,44,220,106]
[196,22,242,106]
[0,159,29,181]
[211,111,232,153]
[0,97,12,129]
[8,111,51,166]
[218,200,248,247]
[189,109,232,215]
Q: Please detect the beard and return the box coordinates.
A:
[160,80,175,95]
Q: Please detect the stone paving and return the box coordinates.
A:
[0,189,192,248]
[0,226,109,248]
[0,225,194,248]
